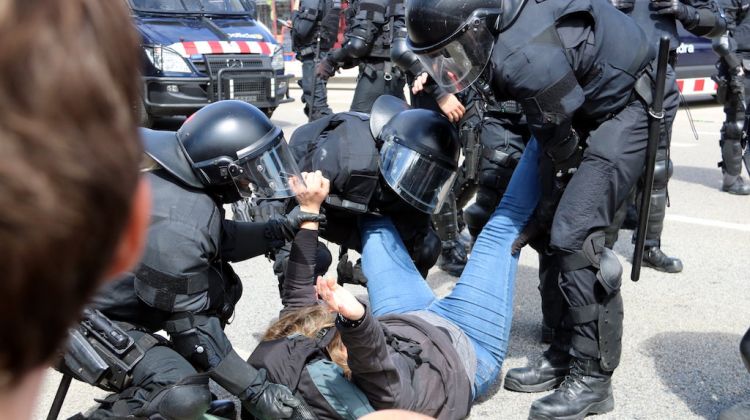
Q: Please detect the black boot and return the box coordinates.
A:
[528,358,614,420]
[504,349,571,393]
[642,246,683,273]
[722,173,750,195]
[438,239,468,276]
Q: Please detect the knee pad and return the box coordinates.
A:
[140,375,212,420]
[411,228,441,277]
[741,328,750,373]
[722,120,745,140]
[560,231,622,296]
[652,158,672,189]
[165,315,232,370]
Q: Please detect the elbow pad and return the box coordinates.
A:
[391,36,422,75]
[345,35,372,58]
[687,7,727,37]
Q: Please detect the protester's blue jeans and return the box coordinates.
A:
[360,138,541,397]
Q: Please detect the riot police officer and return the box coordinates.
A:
[315,0,406,113]
[406,1,680,418]
[288,95,459,279]
[292,0,341,121]
[82,101,315,419]
[609,0,727,272]
[713,0,750,195]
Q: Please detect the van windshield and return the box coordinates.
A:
[130,0,256,15]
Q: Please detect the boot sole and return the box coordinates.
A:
[504,375,565,393]
[528,395,615,420]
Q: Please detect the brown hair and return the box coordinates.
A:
[0,0,142,387]
[264,305,351,378]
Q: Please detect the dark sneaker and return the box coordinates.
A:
[642,246,683,273]
[504,349,571,393]
[528,359,614,420]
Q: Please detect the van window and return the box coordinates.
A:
[130,0,255,14]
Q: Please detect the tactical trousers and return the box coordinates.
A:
[300,55,333,120]
[349,61,406,113]
[550,75,679,368]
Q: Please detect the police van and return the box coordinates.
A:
[675,27,719,99]
[130,0,294,126]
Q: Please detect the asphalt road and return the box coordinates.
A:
[34,88,750,420]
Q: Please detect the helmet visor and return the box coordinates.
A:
[230,138,303,199]
[380,139,457,214]
[415,19,495,93]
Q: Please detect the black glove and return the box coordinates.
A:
[511,219,546,255]
[315,56,338,80]
[337,254,368,286]
[609,0,634,11]
[651,0,692,21]
[266,206,327,244]
[246,380,310,420]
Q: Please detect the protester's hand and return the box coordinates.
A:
[290,171,330,214]
[411,72,430,94]
[315,275,365,321]
[651,0,691,21]
[609,0,634,10]
[437,93,466,123]
[315,57,338,80]
[247,381,306,420]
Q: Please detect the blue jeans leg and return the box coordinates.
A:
[429,138,542,397]
[360,216,436,317]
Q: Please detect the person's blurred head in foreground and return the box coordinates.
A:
[0,0,150,417]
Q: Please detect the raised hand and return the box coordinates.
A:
[315,275,365,321]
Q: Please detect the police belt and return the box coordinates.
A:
[296,45,327,58]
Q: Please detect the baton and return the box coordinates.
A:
[46,373,72,420]
[632,36,670,282]
[309,32,322,123]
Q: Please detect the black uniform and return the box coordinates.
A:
[288,111,441,278]
[292,0,341,120]
[81,171,280,417]
[484,1,679,417]
[714,0,750,194]
[325,0,406,113]
[608,0,727,271]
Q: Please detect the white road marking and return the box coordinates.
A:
[666,214,750,232]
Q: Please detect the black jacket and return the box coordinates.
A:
[255,228,473,419]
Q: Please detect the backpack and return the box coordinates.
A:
[247,328,375,420]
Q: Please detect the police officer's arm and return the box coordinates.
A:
[328,0,387,63]
[221,220,277,262]
[315,277,417,410]
[292,0,320,42]
[652,0,727,37]
[731,0,750,52]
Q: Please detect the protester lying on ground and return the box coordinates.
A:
[248,139,543,419]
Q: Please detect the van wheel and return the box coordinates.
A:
[136,100,154,128]
[261,107,276,118]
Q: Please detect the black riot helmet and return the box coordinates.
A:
[406,0,528,93]
[147,100,302,203]
[370,96,460,214]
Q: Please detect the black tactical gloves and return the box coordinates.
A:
[244,370,314,420]
[651,0,693,22]
[315,56,338,80]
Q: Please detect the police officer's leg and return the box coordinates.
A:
[350,64,380,113]
[719,327,750,420]
[164,314,271,412]
[639,149,683,272]
[528,99,659,419]
[85,330,212,419]
[463,114,525,238]
[299,56,315,118]
[743,59,750,178]
[434,194,468,277]
[310,50,333,120]
[720,60,750,195]
[382,71,406,101]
